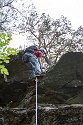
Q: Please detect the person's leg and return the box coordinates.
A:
[29,56,41,75]
[23,53,36,79]
[25,62,36,79]
[25,62,35,70]
[35,60,41,75]
[23,53,41,79]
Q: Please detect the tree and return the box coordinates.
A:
[0,33,18,81]
[0,0,34,33]
[1,0,83,68]
[22,13,73,64]
[0,0,16,32]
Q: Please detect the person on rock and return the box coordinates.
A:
[22,45,46,80]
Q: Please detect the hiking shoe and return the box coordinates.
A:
[36,73,45,76]
[36,74,41,76]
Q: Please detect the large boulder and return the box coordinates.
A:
[43,52,83,103]
[0,52,83,124]
[44,52,83,89]
[1,52,83,106]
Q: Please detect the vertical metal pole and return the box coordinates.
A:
[36,77,38,125]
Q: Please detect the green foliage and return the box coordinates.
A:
[0,33,19,81]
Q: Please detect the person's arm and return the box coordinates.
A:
[38,57,42,70]
[38,57,41,63]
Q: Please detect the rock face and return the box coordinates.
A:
[0,52,83,125]
[43,52,83,104]
[0,104,83,125]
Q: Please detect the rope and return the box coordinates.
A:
[36,77,38,125]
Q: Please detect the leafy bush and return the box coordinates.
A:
[0,33,19,81]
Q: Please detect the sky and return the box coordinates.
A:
[9,0,83,48]
[33,0,83,30]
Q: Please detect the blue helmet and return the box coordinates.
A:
[40,48,46,54]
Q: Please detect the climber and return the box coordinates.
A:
[22,45,46,80]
